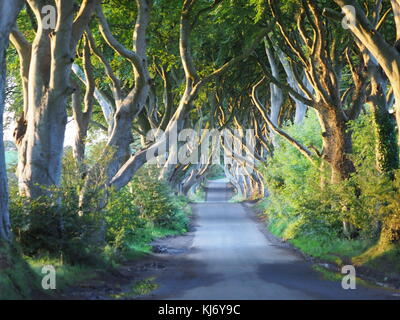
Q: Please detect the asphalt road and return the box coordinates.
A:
[152,179,399,300]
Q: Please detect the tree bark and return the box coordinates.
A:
[95,0,151,183]
[265,43,283,145]
[277,50,311,125]
[71,36,95,172]
[364,49,399,174]
[316,105,355,183]
[71,63,114,130]
[268,0,358,184]
[0,0,24,242]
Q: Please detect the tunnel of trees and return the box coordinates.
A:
[0,0,400,298]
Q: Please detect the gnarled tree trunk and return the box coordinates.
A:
[11,0,97,199]
[316,105,355,183]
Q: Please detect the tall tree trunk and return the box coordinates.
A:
[265,44,283,145]
[78,0,152,210]
[99,0,151,182]
[0,53,10,240]
[316,105,355,184]
[0,0,24,241]
[317,105,356,237]
[12,0,97,199]
[370,81,399,241]
[362,44,400,241]
[71,36,95,173]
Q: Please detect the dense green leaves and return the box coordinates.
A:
[262,111,400,242]
[105,166,190,253]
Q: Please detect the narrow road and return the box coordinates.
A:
[151,179,399,300]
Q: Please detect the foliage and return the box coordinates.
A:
[259,110,400,276]
[104,166,190,254]
[264,111,399,237]
[9,150,190,266]
[206,164,225,180]
[9,190,104,266]
[260,112,336,239]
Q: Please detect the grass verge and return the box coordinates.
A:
[255,199,400,287]
[1,205,191,299]
[0,243,41,300]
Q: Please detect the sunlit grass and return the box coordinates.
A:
[264,211,400,282]
[312,265,371,287]
[110,277,159,299]
[26,256,95,294]
[290,236,371,265]
[267,217,372,265]
[353,243,400,278]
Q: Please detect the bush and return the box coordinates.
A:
[9,148,106,265]
[261,112,339,239]
[261,111,400,242]
[104,187,144,253]
[10,192,104,265]
[9,148,190,266]
[104,166,190,253]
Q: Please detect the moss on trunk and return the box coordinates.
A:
[372,105,399,175]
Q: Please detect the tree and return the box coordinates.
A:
[261,0,367,185]
[10,0,98,199]
[96,0,267,192]
[0,0,24,242]
[333,0,400,144]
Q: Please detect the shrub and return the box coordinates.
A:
[9,192,104,265]
[8,148,190,265]
[104,166,190,253]
[104,187,144,253]
[260,111,400,241]
[9,148,107,265]
[128,166,189,230]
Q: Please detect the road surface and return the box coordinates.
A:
[151,179,399,300]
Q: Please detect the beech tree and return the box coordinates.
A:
[95,0,267,192]
[0,0,24,241]
[10,0,99,199]
[333,0,400,144]
[255,0,368,185]
[4,0,269,209]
